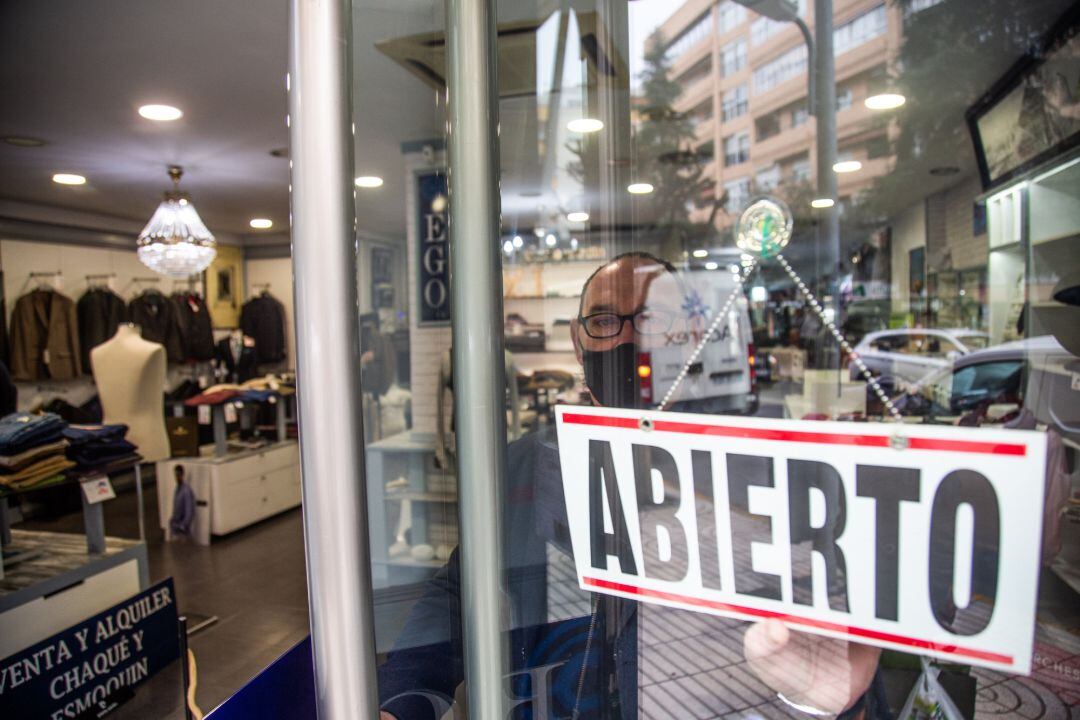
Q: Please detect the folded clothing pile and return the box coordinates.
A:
[0,412,75,490]
[63,424,139,471]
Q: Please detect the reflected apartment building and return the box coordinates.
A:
[659,0,908,223]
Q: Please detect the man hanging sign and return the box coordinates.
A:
[555,406,1047,673]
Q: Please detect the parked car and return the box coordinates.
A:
[849,328,990,391]
[893,335,1078,439]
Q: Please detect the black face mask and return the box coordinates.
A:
[582,343,646,409]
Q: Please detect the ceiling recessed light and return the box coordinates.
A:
[2,136,47,147]
[502,240,514,254]
[811,198,835,209]
[545,234,557,247]
[138,104,184,121]
[354,175,383,188]
[249,218,273,229]
[864,93,906,111]
[512,235,524,248]
[833,160,863,173]
[567,211,589,223]
[52,173,86,186]
[627,182,654,195]
[704,261,719,270]
[567,118,604,133]
[692,249,709,258]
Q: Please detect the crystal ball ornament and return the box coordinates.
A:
[736,197,793,259]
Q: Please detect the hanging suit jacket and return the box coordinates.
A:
[171,293,215,362]
[9,289,83,381]
[240,293,287,364]
[129,290,184,362]
[214,337,259,384]
[77,288,129,373]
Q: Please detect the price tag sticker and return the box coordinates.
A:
[224,404,238,424]
[197,405,211,425]
[81,475,116,505]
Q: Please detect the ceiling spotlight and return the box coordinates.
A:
[567,118,604,133]
[570,238,579,250]
[864,93,906,111]
[2,136,47,147]
[503,240,514,254]
[692,249,709,258]
[627,182,654,195]
[704,261,719,270]
[354,175,383,188]
[431,194,448,213]
[833,160,862,174]
[533,227,547,237]
[811,198,835,209]
[512,235,524,248]
[249,218,273,229]
[545,234,557,247]
[567,211,589,223]
[138,104,184,121]
[52,173,86,186]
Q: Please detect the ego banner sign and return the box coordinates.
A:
[555,406,1047,673]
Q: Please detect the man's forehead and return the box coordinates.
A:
[583,258,679,309]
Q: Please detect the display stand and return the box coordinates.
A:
[366,431,455,588]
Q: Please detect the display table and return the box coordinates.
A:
[155,441,301,545]
[0,530,148,658]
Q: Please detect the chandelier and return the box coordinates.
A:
[136,165,217,278]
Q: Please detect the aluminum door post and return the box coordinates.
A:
[289,0,381,716]
[446,0,511,716]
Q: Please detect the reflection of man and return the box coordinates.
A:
[378,252,885,719]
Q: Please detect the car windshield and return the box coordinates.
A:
[957,334,990,350]
[905,359,1024,416]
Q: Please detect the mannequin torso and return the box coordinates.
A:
[90,324,170,463]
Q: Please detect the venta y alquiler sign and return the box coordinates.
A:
[555,406,1047,673]
[0,579,179,719]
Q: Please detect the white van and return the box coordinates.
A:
[641,268,757,415]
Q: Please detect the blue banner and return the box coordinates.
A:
[417,170,450,325]
[0,579,179,720]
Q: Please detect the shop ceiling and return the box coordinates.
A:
[0,0,1068,247]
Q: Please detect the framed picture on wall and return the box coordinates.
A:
[204,245,244,328]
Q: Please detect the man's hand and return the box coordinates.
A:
[380,712,396,720]
[744,619,880,716]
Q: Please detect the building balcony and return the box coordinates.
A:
[751,124,814,167]
[675,75,714,113]
[669,39,713,80]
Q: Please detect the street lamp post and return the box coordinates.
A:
[736,0,840,367]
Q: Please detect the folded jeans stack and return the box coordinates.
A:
[0,412,75,490]
[63,424,139,470]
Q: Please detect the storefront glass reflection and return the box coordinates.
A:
[356,0,1080,716]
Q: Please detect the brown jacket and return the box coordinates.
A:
[9,289,83,381]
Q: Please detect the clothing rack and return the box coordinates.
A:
[85,273,116,280]
[25,270,63,293]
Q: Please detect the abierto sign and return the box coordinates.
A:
[555,406,1047,673]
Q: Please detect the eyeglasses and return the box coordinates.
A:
[578,309,676,339]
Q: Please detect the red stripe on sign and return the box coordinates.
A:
[560,413,1026,457]
[583,577,1014,666]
